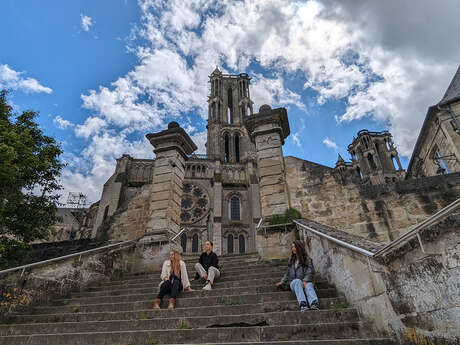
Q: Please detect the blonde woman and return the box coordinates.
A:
[153,250,192,309]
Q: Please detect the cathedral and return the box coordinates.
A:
[52,66,460,256]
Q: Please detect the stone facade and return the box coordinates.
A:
[50,66,460,254]
[407,66,460,178]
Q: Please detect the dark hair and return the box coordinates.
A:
[206,240,213,247]
[289,240,308,266]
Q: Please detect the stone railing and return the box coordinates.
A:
[187,153,219,160]
[185,162,212,178]
[221,164,247,183]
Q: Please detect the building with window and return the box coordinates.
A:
[406,66,460,178]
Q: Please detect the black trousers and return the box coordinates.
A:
[157,279,183,299]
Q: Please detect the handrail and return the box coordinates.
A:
[374,197,460,257]
[170,228,185,241]
[294,197,460,259]
[293,220,375,257]
[0,240,135,276]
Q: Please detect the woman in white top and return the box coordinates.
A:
[153,250,192,309]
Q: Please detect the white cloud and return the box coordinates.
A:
[53,115,74,129]
[251,74,305,111]
[0,64,52,94]
[80,14,93,32]
[323,137,338,150]
[60,130,154,204]
[75,117,107,138]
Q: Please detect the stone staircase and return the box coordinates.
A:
[1,253,395,345]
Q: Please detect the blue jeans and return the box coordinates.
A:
[290,279,318,306]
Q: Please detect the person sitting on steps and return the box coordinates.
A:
[153,249,192,310]
[276,240,319,312]
[194,240,220,290]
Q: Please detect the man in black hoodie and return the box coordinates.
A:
[194,241,220,290]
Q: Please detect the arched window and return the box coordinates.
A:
[103,205,109,221]
[227,234,234,253]
[367,153,377,170]
[392,156,398,171]
[224,134,230,163]
[181,233,187,253]
[192,234,199,253]
[227,87,233,124]
[234,134,240,163]
[230,196,240,220]
[239,234,245,253]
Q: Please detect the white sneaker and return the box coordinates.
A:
[202,283,212,290]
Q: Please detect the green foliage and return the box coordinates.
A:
[110,268,124,281]
[0,90,64,269]
[268,208,301,226]
[333,302,349,310]
[179,321,193,329]
[218,298,243,306]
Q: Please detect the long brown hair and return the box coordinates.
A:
[289,240,308,266]
[170,250,181,277]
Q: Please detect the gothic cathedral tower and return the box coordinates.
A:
[206,67,254,162]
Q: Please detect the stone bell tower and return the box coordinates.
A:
[348,130,404,185]
[206,67,254,162]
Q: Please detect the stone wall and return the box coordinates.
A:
[0,244,136,319]
[285,156,460,242]
[297,216,460,344]
[255,228,295,260]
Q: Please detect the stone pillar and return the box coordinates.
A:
[142,122,197,243]
[212,161,223,255]
[245,105,290,218]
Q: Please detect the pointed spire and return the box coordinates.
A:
[211,66,222,76]
[440,65,460,105]
[337,154,345,163]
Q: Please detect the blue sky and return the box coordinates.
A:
[1,0,459,204]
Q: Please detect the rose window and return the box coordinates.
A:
[180,183,210,224]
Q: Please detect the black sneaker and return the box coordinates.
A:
[300,301,309,312]
[310,302,319,310]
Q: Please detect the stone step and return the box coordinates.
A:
[71,281,334,299]
[96,268,288,288]
[180,253,260,266]
[83,277,333,296]
[125,260,284,279]
[109,265,287,284]
[5,300,352,324]
[0,322,377,345]
[166,340,395,345]
[0,309,361,336]
[31,294,346,315]
[54,285,338,307]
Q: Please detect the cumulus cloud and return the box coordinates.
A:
[75,117,107,138]
[60,130,154,203]
[80,14,93,32]
[64,0,458,202]
[0,64,52,94]
[322,137,338,150]
[53,115,74,129]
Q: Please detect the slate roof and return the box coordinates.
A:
[440,65,460,105]
[295,218,384,253]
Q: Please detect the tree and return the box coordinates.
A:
[0,90,64,269]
